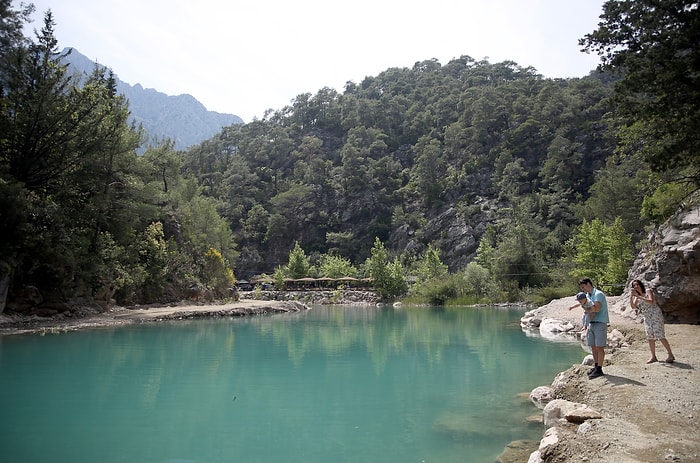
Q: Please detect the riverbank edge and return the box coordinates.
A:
[0,299,313,336]
[511,296,700,463]
[0,288,536,336]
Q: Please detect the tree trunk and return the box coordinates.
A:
[0,261,12,314]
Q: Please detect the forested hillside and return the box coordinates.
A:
[183,59,623,285]
[2,1,696,311]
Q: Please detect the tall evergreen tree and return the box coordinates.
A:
[286,242,310,279]
[580,0,700,185]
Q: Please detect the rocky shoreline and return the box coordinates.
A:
[508,297,700,463]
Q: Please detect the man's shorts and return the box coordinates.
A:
[586,321,608,347]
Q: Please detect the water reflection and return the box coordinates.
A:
[0,305,584,463]
[246,306,548,374]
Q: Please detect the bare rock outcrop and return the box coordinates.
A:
[542,399,602,428]
[526,395,604,463]
[613,205,700,323]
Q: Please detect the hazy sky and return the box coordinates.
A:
[21,0,606,122]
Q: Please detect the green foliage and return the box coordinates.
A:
[569,217,633,293]
[317,254,357,278]
[286,242,310,279]
[0,9,242,306]
[580,0,700,185]
[177,48,620,280]
[203,247,236,297]
[418,277,459,306]
[415,264,502,305]
[602,217,633,294]
[487,200,551,289]
[641,182,694,223]
[412,137,446,207]
[475,230,496,271]
[366,238,389,285]
[578,154,647,236]
[569,218,608,284]
[139,222,169,299]
[461,262,501,302]
[178,194,237,264]
[0,1,33,51]
[385,259,409,300]
[526,283,576,307]
[4,4,679,307]
[94,231,145,303]
[252,283,264,299]
[330,289,343,303]
[415,243,448,282]
[366,238,407,300]
[273,266,286,290]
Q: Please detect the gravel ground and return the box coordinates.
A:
[526,297,700,463]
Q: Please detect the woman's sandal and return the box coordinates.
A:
[665,356,675,363]
[646,357,658,364]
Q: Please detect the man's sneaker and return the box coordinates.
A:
[588,368,604,379]
[587,367,598,377]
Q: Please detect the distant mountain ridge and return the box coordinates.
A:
[62,48,243,150]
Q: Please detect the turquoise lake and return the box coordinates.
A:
[0,305,584,463]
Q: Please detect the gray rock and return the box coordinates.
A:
[495,439,539,463]
[614,205,700,323]
[542,399,601,428]
[529,386,554,409]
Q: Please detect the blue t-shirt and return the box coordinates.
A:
[589,287,609,324]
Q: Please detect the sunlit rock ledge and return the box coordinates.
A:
[126,301,311,322]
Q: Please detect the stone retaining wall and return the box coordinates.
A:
[239,289,380,305]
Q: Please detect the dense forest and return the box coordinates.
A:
[1,1,698,311]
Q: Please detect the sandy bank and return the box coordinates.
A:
[0,299,308,336]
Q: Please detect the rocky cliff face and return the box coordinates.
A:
[389,201,493,272]
[121,83,242,150]
[614,205,700,324]
[62,48,243,150]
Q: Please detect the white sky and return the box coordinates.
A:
[19,0,606,123]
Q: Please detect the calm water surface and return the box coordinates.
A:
[0,305,584,463]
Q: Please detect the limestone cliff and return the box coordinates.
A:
[613,204,700,324]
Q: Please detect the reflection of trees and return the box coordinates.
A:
[80,321,238,419]
[84,307,567,413]
[250,306,525,373]
[74,321,246,455]
[5,307,583,461]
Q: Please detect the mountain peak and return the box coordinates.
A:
[62,47,243,150]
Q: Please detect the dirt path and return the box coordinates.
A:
[527,297,700,463]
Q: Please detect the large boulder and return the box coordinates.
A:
[542,399,602,428]
[613,205,700,323]
[529,386,554,409]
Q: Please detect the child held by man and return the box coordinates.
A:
[569,291,594,331]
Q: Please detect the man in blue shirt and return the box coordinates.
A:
[579,277,609,378]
